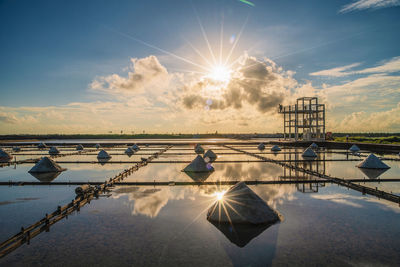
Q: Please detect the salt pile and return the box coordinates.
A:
[207,182,281,225]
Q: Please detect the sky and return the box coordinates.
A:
[0,0,399,134]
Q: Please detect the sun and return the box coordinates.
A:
[208,65,231,83]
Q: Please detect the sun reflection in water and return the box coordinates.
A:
[214,190,226,201]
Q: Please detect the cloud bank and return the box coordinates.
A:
[1,54,400,133]
[181,54,295,113]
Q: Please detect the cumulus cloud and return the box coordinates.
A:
[336,104,400,132]
[0,112,18,124]
[5,53,399,134]
[90,55,169,93]
[340,0,400,13]
[182,54,294,113]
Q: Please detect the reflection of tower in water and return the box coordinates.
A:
[280,147,326,193]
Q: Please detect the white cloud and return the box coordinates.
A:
[2,54,399,134]
[310,63,361,77]
[0,112,18,124]
[90,55,170,94]
[181,54,298,113]
[336,103,400,132]
[340,0,400,13]
[310,56,400,77]
[356,56,400,74]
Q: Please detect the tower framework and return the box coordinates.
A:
[278,97,325,141]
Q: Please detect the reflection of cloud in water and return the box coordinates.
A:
[112,184,297,219]
[65,164,132,171]
[222,163,283,180]
[112,186,185,218]
[311,194,362,208]
[126,163,185,181]
[311,193,400,213]
[253,185,297,209]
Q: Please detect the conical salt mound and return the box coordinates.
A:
[95,143,101,149]
[258,143,265,150]
[0,148,13,162]
[125,147,134,154]
[302,147,317,158]
[132,144,139,151]
[195,145,204,154]
[97,150,111,159]
[48,147,60,155]
[29,157,66,173]
[207,182,281,225]
[357,153,390,169]
[204,150,217,162]
[37,142,47,149]
[349,144,360,153]
[271,145,281,152]
[76,144,84,151]
[310,143,318,149]
[183,155,214,172]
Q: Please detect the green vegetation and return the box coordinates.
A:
[333,136,400,145]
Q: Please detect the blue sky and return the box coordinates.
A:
[0,0,399,133]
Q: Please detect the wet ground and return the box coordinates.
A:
[0,140,399,266]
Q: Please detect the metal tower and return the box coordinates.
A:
[278,97,326,141]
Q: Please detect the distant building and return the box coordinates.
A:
[278,97,326,141]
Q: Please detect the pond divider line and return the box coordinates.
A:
[1,178,400,186]
[0,159,368,166]
[224,145,400,206]
[0,145,173,259]
[0,149,98,168]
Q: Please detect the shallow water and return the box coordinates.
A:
[0,140,399,266]
[0,184,399,266]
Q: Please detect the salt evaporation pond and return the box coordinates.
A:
[0,139,399,266]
